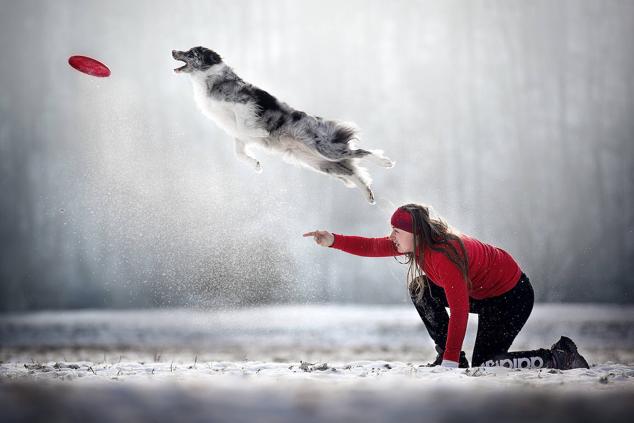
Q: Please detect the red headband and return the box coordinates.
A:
[391,208,413,233]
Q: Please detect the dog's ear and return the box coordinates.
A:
[203,49,222,66]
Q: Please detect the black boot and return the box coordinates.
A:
[426,345,470,368]
[477,336,590,370]
[550,336,590,370]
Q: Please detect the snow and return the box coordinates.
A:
[1,304,633,422]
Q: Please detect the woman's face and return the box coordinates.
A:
[389,227,414,253]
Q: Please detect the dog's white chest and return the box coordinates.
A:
[190,84,234,132]
[190,79,265,140]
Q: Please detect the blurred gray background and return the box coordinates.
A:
[1,0,633,311]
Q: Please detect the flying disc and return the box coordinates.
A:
[68,55,111,77]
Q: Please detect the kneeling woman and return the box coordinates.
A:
[304,203,589,369]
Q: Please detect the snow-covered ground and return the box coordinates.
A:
[1,304,633,422]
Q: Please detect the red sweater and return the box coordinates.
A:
[330,233,522,363]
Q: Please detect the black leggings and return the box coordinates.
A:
[411,273,534,367]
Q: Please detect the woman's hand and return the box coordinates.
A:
[303,230,334,247]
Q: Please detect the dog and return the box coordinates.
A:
[172,46,394,203]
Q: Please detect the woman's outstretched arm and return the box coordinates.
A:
[304,231,400,257]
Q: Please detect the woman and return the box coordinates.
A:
[303,203,590,369]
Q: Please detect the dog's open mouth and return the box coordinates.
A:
[172,50,189,73]
[174,61,189,73]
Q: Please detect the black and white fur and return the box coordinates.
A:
[172,46,394,204]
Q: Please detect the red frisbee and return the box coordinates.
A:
[68,55,111,77]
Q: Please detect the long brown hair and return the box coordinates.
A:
[398,204,470,302]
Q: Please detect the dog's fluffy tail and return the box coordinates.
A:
[331,121,359,144]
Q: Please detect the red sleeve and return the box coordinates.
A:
[432,253,470,363]
[330,234,401,257]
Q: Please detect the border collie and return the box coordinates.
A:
[172,46,394,203]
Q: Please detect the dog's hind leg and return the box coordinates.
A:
[319,159,375,204]
[345,174,375,204]
[234,138,262,173]
[359,149,395,168]
[336,176,356,188]
[342,148,395,168]
[313,142,394,168]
